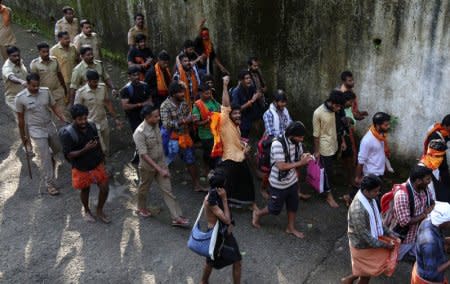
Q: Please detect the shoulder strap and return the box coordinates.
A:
[405,183,415,217]
[126,82,134,97]
[278,135,291,163]
[66,124,79,144]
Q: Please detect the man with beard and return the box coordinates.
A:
[194,19,229,77]
[50,31,80,93]
[173,52,200,108]
[70,46,117,105]
[54,6,79,42]
[60,104,111,223]
[419,139,447,201]
[127,33,154,81]
[120,66,152,163]
[127,13,149,47]
[355,112,393,185]
[16,73,66,196]
[423,114,450,202]
[231,70,263,139]
[176,40,203,70]
[145,51,171,109]
[339,71,368,122]
[30,42,68,120]
[74,70,122,157]
[0,0,16,61]
[1,46,28,112]
[73,19,102,59]
[160,82,205,192]
[391,165,434,261]
[220,75,259,212]
[312,90,346,208]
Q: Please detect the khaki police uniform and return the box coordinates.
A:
[74,83,110,155]
[30,56,66,114]
[70,59,110,91]
[1,59,27,111]
[50,42,79,90]
[73,32,101,59]
[0,5,16,60]
[127,25,149,46]
[15,87,61,188]
[133,121,183,218]
[54,17,79,42]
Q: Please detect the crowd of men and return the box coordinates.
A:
[1,3,450,283]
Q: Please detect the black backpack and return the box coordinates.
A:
[58,123,96,160]
[257,134,299,175]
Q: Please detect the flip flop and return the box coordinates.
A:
[171,218,190,228]
[47,186,60,196]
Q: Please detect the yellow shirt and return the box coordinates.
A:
[312,104,338,156]
[0,6,15,46]
[73,32,101,59]
[127,25,149,46]
[1,59,27,99]
[54,17,79,42]
[70,59,110,90]
[220,106,245,162]
[50,42,79,85]
[30,56,62,91]
[74,83,108,130]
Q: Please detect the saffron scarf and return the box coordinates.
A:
[210,112,223,158]
[155,62,171,96]
[177,64,198,108]
[369,125,390,158]
[424,123,449,154]
[0,5,11,27]
[420,147,446,170]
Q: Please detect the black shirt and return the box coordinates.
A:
[60,123,104,171]
[120,82,151,123]
[194,36,216,72]
[127,47,154,66]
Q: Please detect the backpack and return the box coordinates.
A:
[381,183,431,240]
[257,134,299,174]
[58,123,96,160]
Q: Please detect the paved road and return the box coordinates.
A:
[0,24,420,283]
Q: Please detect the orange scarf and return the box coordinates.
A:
[369,125,390,158]
[155,63,171,97]
[0,5,11,27]
[202,39,213,58]
[177,65,198,109]
[210,112,223,158]
[424,123,449,153]
[420,148,446,170]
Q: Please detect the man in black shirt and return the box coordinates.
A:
[60,104,111,223]
[120,66,153,163]
[127,34,154,81]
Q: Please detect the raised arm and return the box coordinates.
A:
[221,75,231,107]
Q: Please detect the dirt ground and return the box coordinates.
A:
[0,24,427,283]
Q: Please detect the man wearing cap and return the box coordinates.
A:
[54,6,79,42]
[74,70,122,157]
[0,0,16,61]
[412,201,450,284]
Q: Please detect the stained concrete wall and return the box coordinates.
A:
[7,0,450,160]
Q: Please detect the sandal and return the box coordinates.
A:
[136,208,152,218]
[171,217,190,228]
[47,186,60,196]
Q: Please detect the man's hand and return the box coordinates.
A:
[111,89,119,97]
[313,152,320,160]
[223,75,230,86]
[425,204,435,215]
[83,140,98,151]
[158,167,170,178]
[217,187,227,200]
[21,80,27,87]
[299,153,313,166]
[354,175,363,186]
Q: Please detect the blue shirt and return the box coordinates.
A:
[416,219,447,282]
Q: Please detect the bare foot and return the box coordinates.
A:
[96,210,111,224]
[261,190,270,200]
[342,194,352,207]
[83,211,96,223]
[326,195,339,208]
[252,210,261,229]
[340,275,357,284]
[298,192,311,200]
[286,228,305,239]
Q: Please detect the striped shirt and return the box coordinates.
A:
[269,137,302,189]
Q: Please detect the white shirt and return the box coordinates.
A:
[358,131,386,176]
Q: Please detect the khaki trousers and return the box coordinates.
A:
[95,124,110,157]
[137,166,183,219]
[31,133,61,187]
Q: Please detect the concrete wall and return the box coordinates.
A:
[7,0,450,160]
